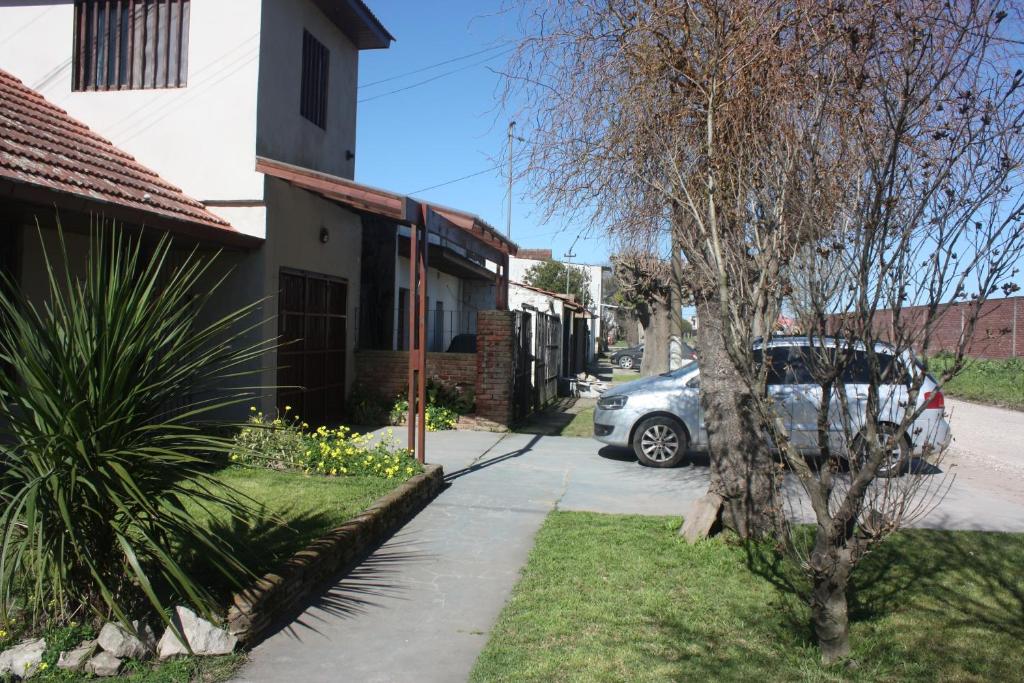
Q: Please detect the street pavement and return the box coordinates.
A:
[238,401,1024,683]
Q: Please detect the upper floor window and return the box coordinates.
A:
[300,29,329,129]
[73,0,190,91]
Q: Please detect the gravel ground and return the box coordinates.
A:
[944,398,1024,507]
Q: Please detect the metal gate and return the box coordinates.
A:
[534,312,561,408]
[512,310,533,421]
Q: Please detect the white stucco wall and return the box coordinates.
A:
[256,0,358,180]
[396,256,474,352]
[0,0,266,233]
[508,283,565,319]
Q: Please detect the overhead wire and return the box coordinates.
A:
[359,43,511,89]
[358,48,514,103]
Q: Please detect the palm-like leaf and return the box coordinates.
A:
[0,225,271,628]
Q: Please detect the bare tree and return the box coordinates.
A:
[611,252,672,375]
[743,1,1024,662]
[506,0,1024,663]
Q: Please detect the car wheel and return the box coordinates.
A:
[854,424,910,478]
[618,355,635,369]
[633,416,688,467]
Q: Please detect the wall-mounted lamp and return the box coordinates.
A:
[319,227,330,244]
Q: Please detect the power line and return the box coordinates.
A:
[407,166,501,195]
[358,48,514,103]
[359,43,511,89]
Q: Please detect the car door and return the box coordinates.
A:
[779,346,827,453]
[754,347,797,449]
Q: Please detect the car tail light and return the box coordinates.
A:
[923,390,944,410]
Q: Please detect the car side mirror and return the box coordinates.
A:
[686,377,700,389]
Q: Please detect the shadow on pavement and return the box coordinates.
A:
[443,434,543,482]
[253,532,432,645]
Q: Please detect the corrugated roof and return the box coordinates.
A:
[0,68,245,238]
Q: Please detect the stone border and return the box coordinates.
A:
[226,464,445,645]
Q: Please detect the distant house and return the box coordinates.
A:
[509,250,608,363]
[0,0,517,425]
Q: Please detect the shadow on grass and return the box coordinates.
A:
[743,526,1024,653]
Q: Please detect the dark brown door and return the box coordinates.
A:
[278,269,348,426]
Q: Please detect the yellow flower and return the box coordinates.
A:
[249,406,257,412]
[285,405,292,412]
[0,629,7,639]
[38,663,48,671]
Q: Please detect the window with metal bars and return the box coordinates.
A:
[300,29,329,129]
[73,0,190,91]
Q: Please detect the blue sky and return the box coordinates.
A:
[354,0,611,266]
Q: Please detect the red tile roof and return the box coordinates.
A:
[0,68,241,236]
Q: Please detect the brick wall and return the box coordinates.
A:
[475,310,516,426]
[354,350,477,400]
[840,296,1022,359]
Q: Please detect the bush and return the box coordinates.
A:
[0,227,265,631]
[346,382,390,426]
[230,412,421,480]
[387,377,472,431]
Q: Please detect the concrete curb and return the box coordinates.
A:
[226,464,445,645]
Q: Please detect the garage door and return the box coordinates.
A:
[277,269,348,427]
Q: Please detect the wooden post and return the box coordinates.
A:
[416,204,429,463]
[407,221,419,457]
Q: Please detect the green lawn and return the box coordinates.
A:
[560,407,595,437]
[189,467,401,591]
[929,355,1024,410]
[472,511,1024,682]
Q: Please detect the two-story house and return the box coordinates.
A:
[0,0,516,425]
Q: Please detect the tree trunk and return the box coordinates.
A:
[669,230,686,370]
[810,545,853,664]
[623,311,641,347]
[640,298,671,376]
[695,294,779,538]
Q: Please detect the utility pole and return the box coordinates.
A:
[507,121,515,238]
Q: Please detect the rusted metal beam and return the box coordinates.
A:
[416,203,429,463]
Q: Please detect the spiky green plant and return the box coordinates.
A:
[0,226,270,629]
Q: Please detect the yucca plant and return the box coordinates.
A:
[0,225,270,630]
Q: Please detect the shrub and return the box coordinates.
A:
[0,227,266,630]
[230,413,421,480]
[388,377,471,431]
[347,383,390,426]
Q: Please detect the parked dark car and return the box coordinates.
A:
[611,345,644,369]
[610,342,697,370]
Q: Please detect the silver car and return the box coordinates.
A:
[593,337,952,475]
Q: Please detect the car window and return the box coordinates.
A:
[753,348,791,385]
[841,350,907,385]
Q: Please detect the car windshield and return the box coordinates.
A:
[659,360,698,378]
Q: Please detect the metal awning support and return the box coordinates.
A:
[406,204,429,464]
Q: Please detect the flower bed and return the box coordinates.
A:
[230,408,422,480]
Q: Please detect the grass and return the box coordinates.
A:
[186,467,401,594]
[559,407,595,438]
[929,355,1024,410]
[471,511,1024,682]
[611,370,642,385]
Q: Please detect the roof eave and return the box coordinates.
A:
[313,0,395,50]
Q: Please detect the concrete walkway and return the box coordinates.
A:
[237,424,1024,683]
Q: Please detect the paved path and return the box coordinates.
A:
[238,415,1024,683]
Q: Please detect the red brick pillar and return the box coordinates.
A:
[475,310,516,427]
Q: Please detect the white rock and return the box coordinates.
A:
[0,638,46,678]
[680,492,724,543]
[98,620,156,659]
[84,651,123,677]
[157,606,237,660]
[57,639,96,671]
